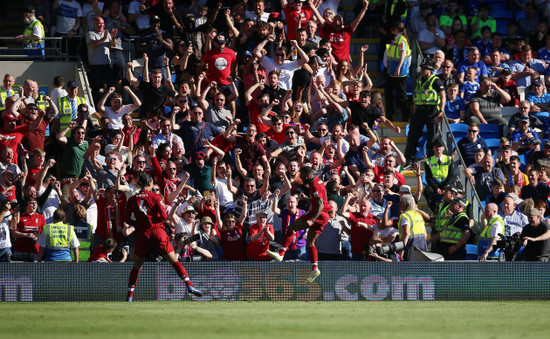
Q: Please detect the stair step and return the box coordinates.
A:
[351,38,381,44]
[380,121,408,128]
[392,136,407,144]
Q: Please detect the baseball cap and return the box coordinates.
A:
[4,113,17,122]
[519,115,530,122]
[533,77,544,86]
[67,80,78,88]
[23,6,35,13]
[150,15,161,23]
[194,151,206,160]
[501,68,512,76]
[214,35,226,44]
[314,55,326,66]
[399,185,412,194]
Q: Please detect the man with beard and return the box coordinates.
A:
[16,6,45,57]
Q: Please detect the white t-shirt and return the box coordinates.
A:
[105,104,133,130]
[56,0,83,35]
[50,88,68,106]
[417,28,445,55]
[245,10,271,23]
[82,2,104,32]
[213,177,236,209]
[128,0,150,31]
[260,57,301,90]
[0,215,12,249]
[39,186,61,224]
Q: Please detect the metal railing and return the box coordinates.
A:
[441,118,485,231]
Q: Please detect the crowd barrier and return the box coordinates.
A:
[1,262,550,302]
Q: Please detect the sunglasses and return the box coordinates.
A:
[276,53,285,57]
[286,131,295,135]
[468,130,479,133]
[137,160,146,164]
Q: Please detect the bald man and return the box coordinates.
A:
[478,203,504,261]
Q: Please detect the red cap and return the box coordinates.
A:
[4,113,17,122]
[195,151,206,160]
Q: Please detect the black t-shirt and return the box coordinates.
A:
[521,183,550,203]
[138,81,176,112]
[521,220,550,260]
[348,101,382,133]
[262,86,286,113]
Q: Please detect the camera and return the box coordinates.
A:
[376,241,406,256]
[493,233,522,261]
[175,232,200,246]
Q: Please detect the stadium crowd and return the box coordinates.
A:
[1,0,550,265]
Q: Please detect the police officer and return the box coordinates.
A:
[424,138,454,211]
[433,198,470,260]
[403,58,446,170]
[15,6,45,57]
[37,210,80,262]
[385,19,411,121]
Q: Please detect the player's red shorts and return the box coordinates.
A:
[135,227,175,258]
[301,211,330,234]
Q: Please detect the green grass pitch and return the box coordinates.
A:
[1,301,549,338]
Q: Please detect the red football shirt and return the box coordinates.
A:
[283,6,312,40]
[308,177,332,214]
[320,25,354,61]
[246,223,274,260]
[14,212,45,253]
[95,194,127,240]
[202,47,237,85]
[220,224,245,261]
[348,212,375,255]
[125,189,168,232]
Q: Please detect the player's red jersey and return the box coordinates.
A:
[14,212,45,253]
[308,177,332,214]
[125,189,168,233]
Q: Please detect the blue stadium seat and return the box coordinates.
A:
[479,123,500,139]
[532,111,550,120]
[491,9,513,18]
[518,153,527,164]
[485,138,501,154]
[515,10,526,20]
[496,19,510,35]
[449,123,468,140]
[465,244,479,260]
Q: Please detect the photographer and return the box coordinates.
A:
[364,236,393,262]
[518,208,550,261]
[431,198,470,260]
[174,232,201,262]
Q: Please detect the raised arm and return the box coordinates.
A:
[349,0,370,33]
[97,87,115,113]
[126,62,140,88]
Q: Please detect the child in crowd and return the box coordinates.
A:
[460,67,480,102]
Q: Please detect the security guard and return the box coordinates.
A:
[403,58,446,170]
[424,138,454,211]
[430,183,457,252]
[433,198,470,260]
[55,80,87,135]
[478,203,503,261]
[37,210,80,262]
[15,6,45,57]
[385,19,411,121]
[398,194,428,260]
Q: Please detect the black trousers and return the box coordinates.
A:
[404,105,441,161]
[384,74,410,121]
